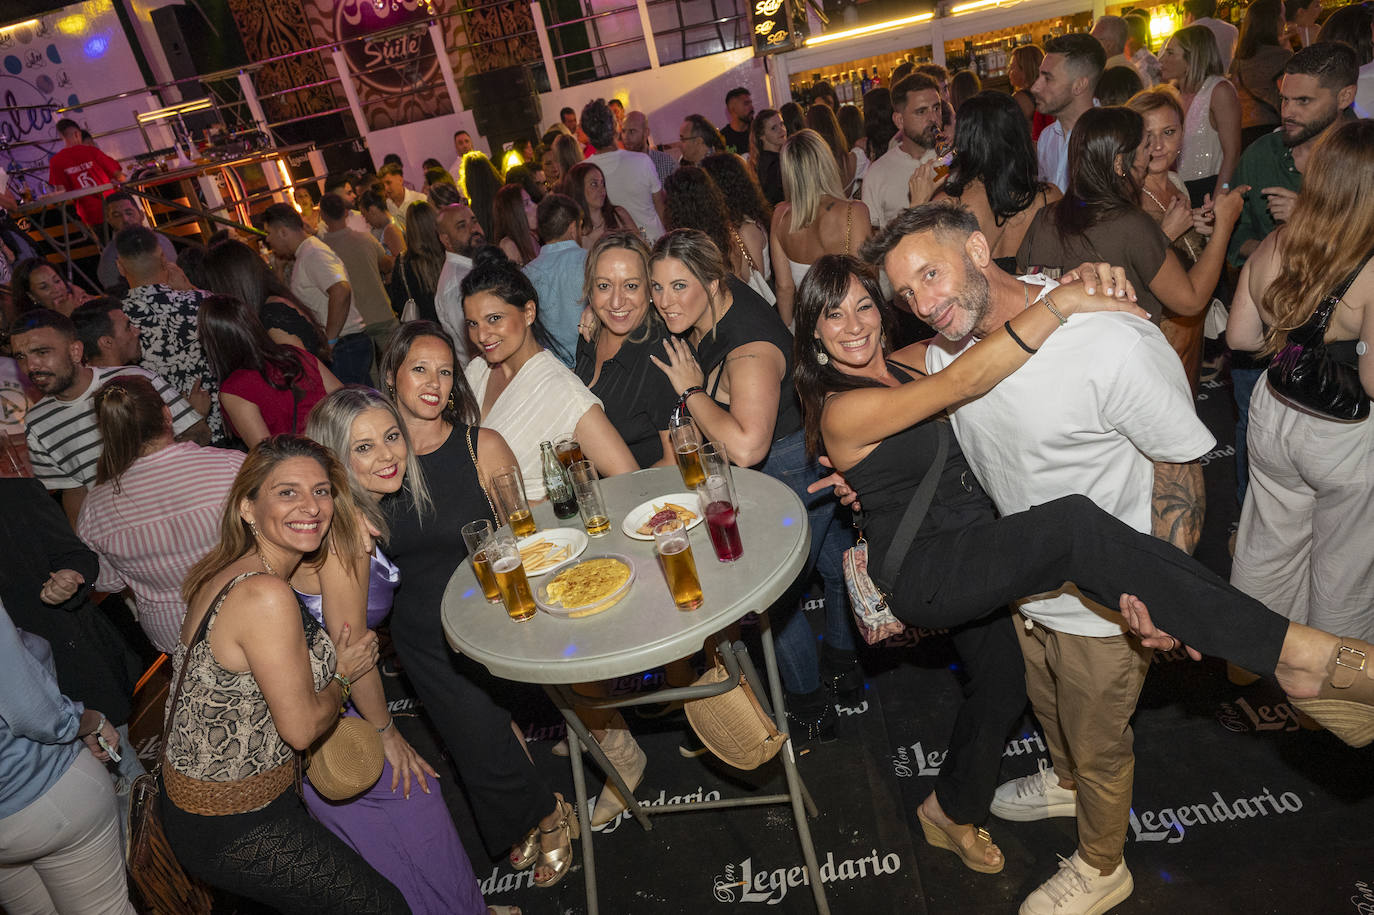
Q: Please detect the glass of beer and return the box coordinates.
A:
[460,519,501,603]
[654,518,703,610]
[670,418,704,489]
[696,473,742,562]
[491,466,537,538]
[487,531,537,622]
[568,460,611,537]
[554,435,583,469]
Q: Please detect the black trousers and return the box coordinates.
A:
[889,494,1290,680]
[391,618,554,858]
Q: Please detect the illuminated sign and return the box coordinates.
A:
[750,0,794,55]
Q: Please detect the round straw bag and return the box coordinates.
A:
[305,716,385,801]
[683,662,787,771]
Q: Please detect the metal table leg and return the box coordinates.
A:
[547,685,600,915]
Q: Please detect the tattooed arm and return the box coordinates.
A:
[1151,460,1204,554]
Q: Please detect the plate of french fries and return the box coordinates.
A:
[621,493,703,540]
[516,528,589,576]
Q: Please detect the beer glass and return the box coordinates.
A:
[554,435,584,469]
[696,473,742,562]
[654,518,703,610]
[460,519,501,603]
[491,466,537,537]
[669,417,704,489]
[487,531,537,622]
[568,460,611,537]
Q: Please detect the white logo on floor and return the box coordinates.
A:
[478,865,537,896]
[891,734,1047,778]
[880,626,950,649]
[1351,880,1374,914]
[711,849,902,904]
[593,786,723,834]
[1216,697,1303,732]
[1130,787,1303,844]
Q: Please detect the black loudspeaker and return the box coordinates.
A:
[461,66,543,150]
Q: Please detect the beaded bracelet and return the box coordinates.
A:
[1043,295,1068,326]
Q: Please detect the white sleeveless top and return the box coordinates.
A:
[1179,75,1225,183]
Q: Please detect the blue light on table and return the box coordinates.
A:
[562,643,579,657]
[462,586,477,600]
[781,516,795,527]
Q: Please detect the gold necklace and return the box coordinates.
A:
[257,550,279,578]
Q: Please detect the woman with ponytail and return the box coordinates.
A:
[76,375,245,653]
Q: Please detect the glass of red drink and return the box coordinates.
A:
[696,473,742,562]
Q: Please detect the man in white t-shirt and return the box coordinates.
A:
[861,73,942,230]
[448,130,474,178]
[434,203,485,364]
[582,99,666,241]
[379,162,428,230]
[1031,34,1106,193]
[263,203,372,384]
[866,204,1213,915]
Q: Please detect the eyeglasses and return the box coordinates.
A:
[679,134,700,143]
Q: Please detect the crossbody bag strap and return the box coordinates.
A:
[878,419,949,587]
[400,254,413,300]
[845,202,853,254]
[1321,245,1374,320]
[157,571,265,771]
[464,424,499,522]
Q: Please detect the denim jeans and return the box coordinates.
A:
[330,333,375,386]
[758,430,855,695]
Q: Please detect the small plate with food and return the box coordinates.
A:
[534,554,637,618]
[622,495,702,540]
[516,528,589,577]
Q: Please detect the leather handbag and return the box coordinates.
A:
[304,715,385,801]
[1266,249,1373,422]
[842,420,949,644]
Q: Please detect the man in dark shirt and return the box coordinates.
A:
[720,87,754,155]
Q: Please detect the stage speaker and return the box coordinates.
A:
[461,65,542,149]
[151,3,249,133]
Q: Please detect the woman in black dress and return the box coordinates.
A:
[377,321,578,889]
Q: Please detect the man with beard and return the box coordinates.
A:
[864,203,1212,915]
[1030,34,1106,193]
[862,73,943,229]
[12,309,204,524]
[433,203,485,361]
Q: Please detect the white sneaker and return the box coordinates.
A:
[991,759,1077,821]
[1019,852,1133,915]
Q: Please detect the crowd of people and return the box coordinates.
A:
[2,2,1373,912]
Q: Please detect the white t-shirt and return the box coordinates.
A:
[926,284,1215,637]
[435,251,473,364]
[387,188,428,230]
[861,143,935,230]
[290,235,364,338]
[585,149,666,242]
[465,350,602,500]
[1037,120,1070,194]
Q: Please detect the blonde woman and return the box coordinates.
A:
[1159,24,1242,204]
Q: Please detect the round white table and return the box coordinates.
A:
[441,465,830,913]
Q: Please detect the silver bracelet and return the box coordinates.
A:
[1043,295,1068,326]
[377,717,395,735]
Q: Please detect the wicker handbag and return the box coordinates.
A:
[683,661,787,770]
[305,715,384,801]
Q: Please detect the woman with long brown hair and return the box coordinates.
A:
[159,435,406,912]
[1227,119,1374,642]
[202,238,329,359]
[748,107,787,205]
[564,162,638,250]
[385,201,448,325]
[489,184,539,265]
[1232,0,1292,149]
[805,103,857,190]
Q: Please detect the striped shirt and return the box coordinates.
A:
[77,442,244,653]
[25,365,200,491]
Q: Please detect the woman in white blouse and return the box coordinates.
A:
[460,247,637,498]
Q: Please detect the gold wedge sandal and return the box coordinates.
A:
[1289,638,1374,748]
[917,807,1005,874]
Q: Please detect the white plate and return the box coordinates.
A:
[620,493,704,540]
[516,528,589,577]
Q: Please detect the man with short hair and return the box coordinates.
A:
[450,129,474,176]
[319,193,399,371]
[1092,15,1132,70]
[678,115,725,166]
[316,174,370,234]
[720,87,754,155]
[1124,11,1162,86]
[262,203,372,385]
[560,107,579,134]
[622,111,677,184]
[12,309,205,523]
[97,193,175,290]
[433,203,485,357]
[862,73,943,229]
[865,204,1214,915]
[583,99,667,242]
[522,194,585,366]
[116,226,221,437]
[358,189,405,256]
[378,162,427,230]
[46,118,124,227]
[1032,33,1107,193]
[70,297,141,367]
[1184,0,1239,71]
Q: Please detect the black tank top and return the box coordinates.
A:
[842,362,996,573]
[693,277,803,440]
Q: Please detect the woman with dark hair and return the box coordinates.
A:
[700,152,773,280]
[925,91,1060,274]
[748,107,787,205]
[648,228,857,740]
[423,166,458,204]
[386,201,446,325]
[202,239,328,359]
[77,375,245,653]
[804,103,856,190]
[11,258,93,315]
[563,162,638,250]
[461,248,636,496]
[1009,45,1052,141]
[861,88,897,162]
[376,322,579,889]
[1283,0,1322,51]
[460,153,504,237]
[1018,106,1245,325]
[1233,0,1292,149]
[948,69,982,113]
[790,251,1374,873]
[1318,4,1374,64]
[1227,119,1374,643]
[160,435,406,912]
[663,165,766,290]
[837,103,868,193]
[779,101,806,136]
[1096,65,1144,105]
[1159,24,1242,204]
[198,294,341,445]
[489,184,539,265]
